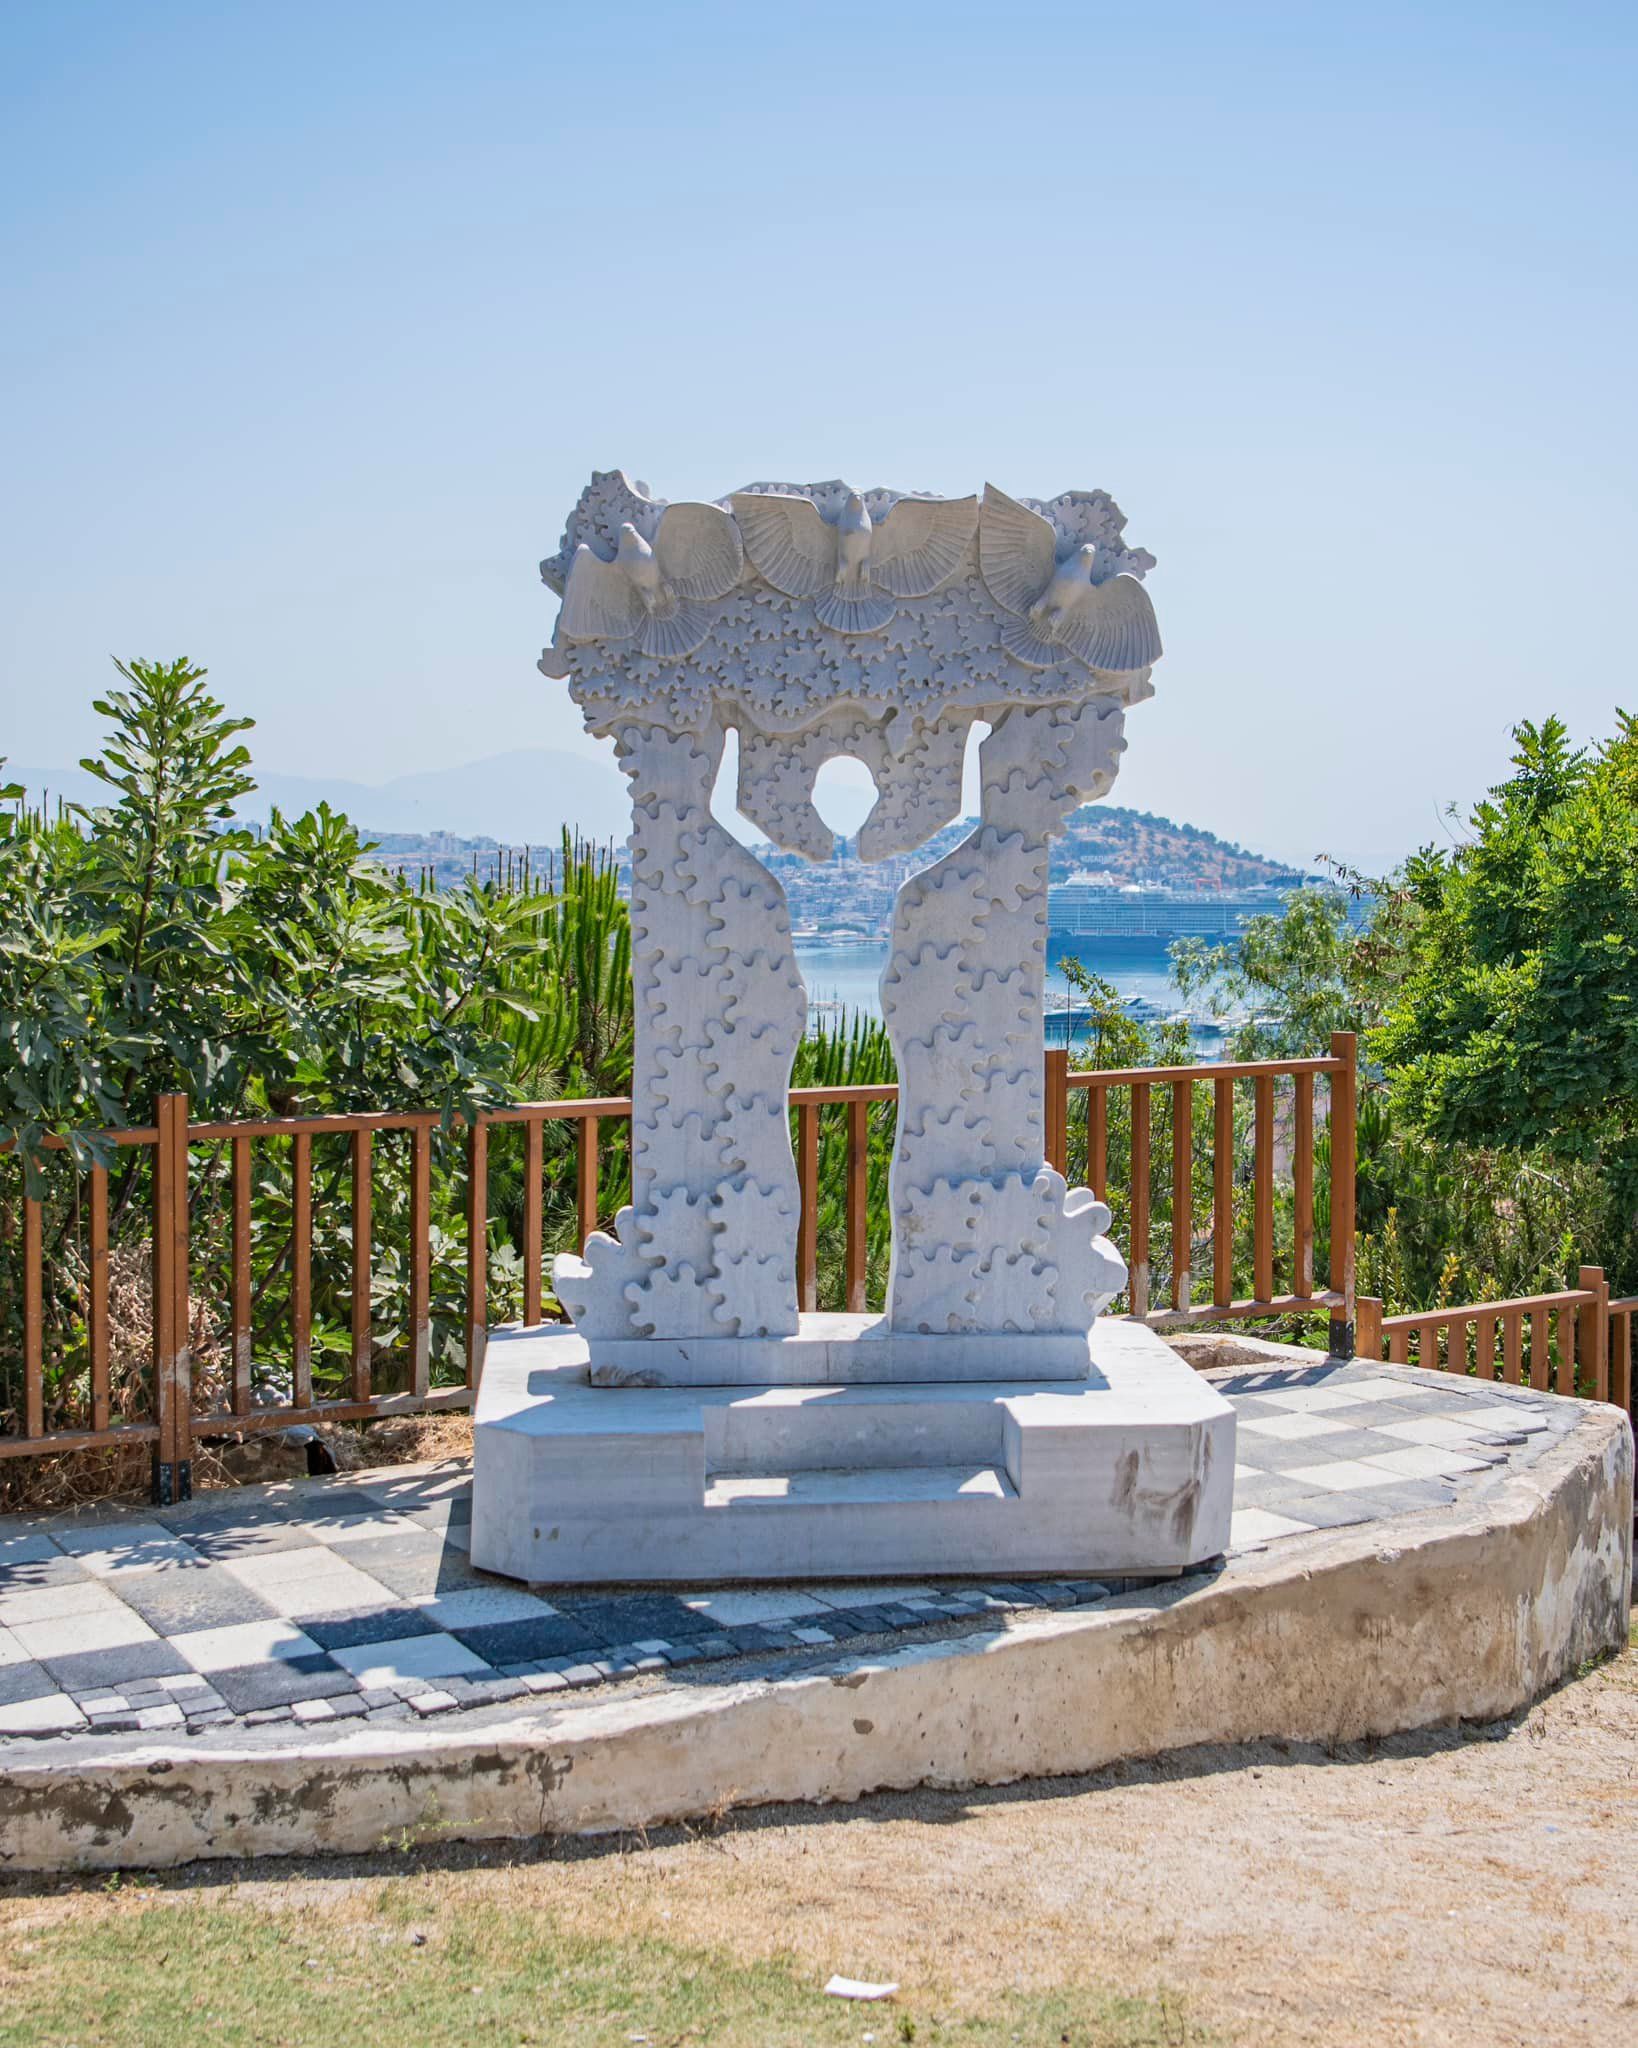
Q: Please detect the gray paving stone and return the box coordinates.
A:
[181,1523,316,1562]
[1269,1492,1386,1531]
[208,1657,359,1715]
[1345,1479,1458,1514]
[156,1497,300,1534]
[335,1536,490,1601]
[458,1616,599,1667]
[301,1605,443,1651]
[559,1594,717,1641]
[243,1706,293,1725]
[41,1638,189,1692]
[110,1563,280,1634]
[1234,1434,1364,1474]
[658,1639,705,1665]
[0,1552,88,1592]
[0,1662,58,1708]
[0,1534,69,1568]
[464,1676,528,1705]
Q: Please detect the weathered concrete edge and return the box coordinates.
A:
[0,1407,1629,1872]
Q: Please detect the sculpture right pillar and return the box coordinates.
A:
[882,697,1130,1337]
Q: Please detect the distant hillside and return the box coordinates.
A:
[844,804,1302,891]
[369,803,1304,910]
[1047,805,1303,888]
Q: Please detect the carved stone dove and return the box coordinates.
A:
[979,483,1161,674]
[731,489,977,635]
[558,502,744,661]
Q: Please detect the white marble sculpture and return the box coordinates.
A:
[538,472,1160,1374]
[470,470,1234,1583]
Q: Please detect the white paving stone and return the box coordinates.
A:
[10,1606,158,1660]
[1237,1412,1350,1442]
[53,1523,199,1576]
[0,1691,86,1734]
[289,1513,425,1547]
[1459,1403,1546,1431]
[1363,1446,1492,1481]
[1229,1508,1316,1548]
[332,1635,490,1689]
[1251,1386,1374,1415]
[0,1577,127,1628]
[222,1549,397,1618]
[1285,1458,1416,1494]
[172,1619,323,1674]
[0,1625,31,1669]
[410,1589,556,1629]
[806,1583,938,1608]
[1373,1418,1499,1450]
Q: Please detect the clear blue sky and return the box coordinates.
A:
[3,1,1634,871]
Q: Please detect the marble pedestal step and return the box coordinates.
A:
[472,1319,1235,1584]
[584,1313,1092,1387]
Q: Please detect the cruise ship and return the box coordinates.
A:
[1049,876,1365,955]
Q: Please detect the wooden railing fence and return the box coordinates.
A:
[5,1026,1631,1499]
[1356,1274,1634,1412]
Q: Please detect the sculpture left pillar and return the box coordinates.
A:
[552,716,807,1342]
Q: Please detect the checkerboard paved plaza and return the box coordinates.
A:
[0,1362,1580,1741]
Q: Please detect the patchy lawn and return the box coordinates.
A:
[0,1900,1202,2047]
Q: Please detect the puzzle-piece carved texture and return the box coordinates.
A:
[882,698,1129,1336]
[557,717,802,1342]
[541,477,1153,1357]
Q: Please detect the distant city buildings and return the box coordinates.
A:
[361,806,1371,952]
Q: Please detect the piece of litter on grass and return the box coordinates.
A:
[823,1975,899,2001]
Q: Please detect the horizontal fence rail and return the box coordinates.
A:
[7,1028,1625,1495]
[1356,1270,1631,1410]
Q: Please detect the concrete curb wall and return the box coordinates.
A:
[0,1408,1629,1872]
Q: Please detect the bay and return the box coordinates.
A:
[794,939,1239,1056]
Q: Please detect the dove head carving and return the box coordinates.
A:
[614,522,672,613]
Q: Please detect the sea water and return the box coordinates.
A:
[793,939,1235,1055]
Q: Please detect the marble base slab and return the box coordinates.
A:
[584,1313,1091,1387]
[471,1318,1235,1584]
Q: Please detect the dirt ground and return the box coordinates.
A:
[4,1622,1634,2047]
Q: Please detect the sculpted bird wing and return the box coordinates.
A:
[560,544,643,642]
[979,483,1057,617]
[867,494,978,597]
[1060,574,1163,674]
[731,492,838,599]
[653,501,744,602]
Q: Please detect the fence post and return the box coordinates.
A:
[465,1116,489,1387]
[1044,1046,1070,1175]
[151,1092,193,1505]
[1577,1265,1608,1403]
[1328,1031,1358,1359]
[1356,1296,1384,1365]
